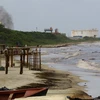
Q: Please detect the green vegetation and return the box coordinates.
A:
[0,24,70,46]
[0,24,100,47]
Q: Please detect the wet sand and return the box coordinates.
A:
[0,63,84,91]
[0,63,90,100]
[0,52,84,90]
[0,54,86,94]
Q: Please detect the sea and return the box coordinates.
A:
[41,42,100,98]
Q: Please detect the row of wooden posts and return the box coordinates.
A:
[3,46,41,74]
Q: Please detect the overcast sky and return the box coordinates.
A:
[0,0,100,36]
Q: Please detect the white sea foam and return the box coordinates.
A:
[65,52,80,59]
[77,59,100,71]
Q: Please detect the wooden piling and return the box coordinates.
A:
[3,46,36,74]
[26,49,29,68]
[23,50,25,66]
[11,48,13,67]
[20,54,23,74]
[5,51,9,74]
[39,46,41,70]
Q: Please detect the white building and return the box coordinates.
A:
[71,29,98,38]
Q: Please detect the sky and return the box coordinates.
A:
[0,0,100,36]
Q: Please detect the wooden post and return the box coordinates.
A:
[11,48,13,67]
[26,49,29,68]
[33,48,38,70]
[39,46,41,70]
[23,50,25,66]
[33,52,36,70]
[5,50,9,74]
[20,54,23,74]
[0,55,1,66]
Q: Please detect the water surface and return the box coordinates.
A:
[41,42,100,97]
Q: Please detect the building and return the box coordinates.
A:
[71,29,98,38]
[44,27,53,33]
[44,27,60,34]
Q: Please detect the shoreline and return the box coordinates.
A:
[29,41,100,48]
[1,42,98,99]
[1,42,99,98]
[41,41,100,97]
[0,59,85,94]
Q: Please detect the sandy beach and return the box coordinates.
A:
[1,42,100,99]
[0,55,89,100]
[0,61,84,91]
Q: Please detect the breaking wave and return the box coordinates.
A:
[65,52,80,59]
[50,51,80,63]
[77,59,100,71]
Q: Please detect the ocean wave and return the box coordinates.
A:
[65,52,80,59]
[77,59,100,71]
